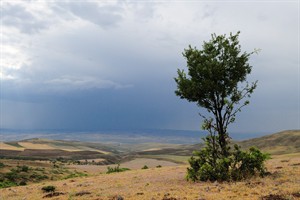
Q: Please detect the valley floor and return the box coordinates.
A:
[0,155,300,200]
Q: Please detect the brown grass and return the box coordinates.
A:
[1,156,299,200]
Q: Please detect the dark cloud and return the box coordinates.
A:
[0,1,299,133]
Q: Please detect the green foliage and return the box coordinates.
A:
[0,162,5,168]
[156,165,162,168]
[4,171,20,182]
[186,144,270,181]
[42,185,56,193]
[142,165,149,169]
[30,173,49,181]
[19,165,29,172]
[63,172,87,179]
[0,180,18,188]
[230,145,270,180]
[106,164,130,174]
[0,164,55,188]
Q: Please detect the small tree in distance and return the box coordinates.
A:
[175,32,269,181]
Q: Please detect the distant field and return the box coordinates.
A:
[1,130,299,164]
[0,142,24,151]
[78,158,105,162]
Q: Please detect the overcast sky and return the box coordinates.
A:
[0,1,299,134]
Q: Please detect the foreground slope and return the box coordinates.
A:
[1,155,299,200]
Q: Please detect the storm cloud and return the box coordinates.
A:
[0,1,299,134]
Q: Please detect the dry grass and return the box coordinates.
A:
[1,156,299,200]
[69,158,179,174]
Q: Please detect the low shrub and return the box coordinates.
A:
[142,165,149,169]
[106,164,130,174]
[19,165,29,172]
[19,180,27,186]
[63,172,87,179]
[186,144,270,181]
[42,185,56,193]
[4,171,19,182]
[0,180,17,188]
[30,173,49,181]
[0,162,5,168]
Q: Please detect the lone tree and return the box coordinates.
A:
[175,32,268,181]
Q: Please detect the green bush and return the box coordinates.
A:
[20,165,29,172]
[186,144,270,181]
[30,173,49,181]
[4,171,19,182]
[106,164,130,174]
[0,180,17,188]
[41,185,56,193]
[0,162,5,168]
[142,165,149,169]
[63,172,87,179]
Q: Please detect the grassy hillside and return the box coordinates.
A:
[136,130,300,157]
[239,130,300,155]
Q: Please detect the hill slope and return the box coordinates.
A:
[239,130,300,155]
[137,130,300,157]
